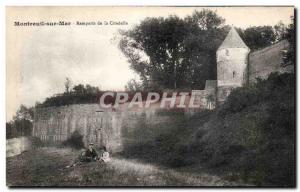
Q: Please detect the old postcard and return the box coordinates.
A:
[6,6,295,187]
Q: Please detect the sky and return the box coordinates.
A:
[6,6,294,120]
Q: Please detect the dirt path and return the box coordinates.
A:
[109,157,239,186]
[7,148,241,186]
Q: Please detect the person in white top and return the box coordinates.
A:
[99,146,111,163]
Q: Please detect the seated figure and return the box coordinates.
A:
[66,143,98,168]
[99,146,111,163]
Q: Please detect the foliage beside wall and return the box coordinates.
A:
[192,72,295,186]
[121,72,295,186]
[62,130,85,149]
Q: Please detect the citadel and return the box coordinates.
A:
[32,27,293,151]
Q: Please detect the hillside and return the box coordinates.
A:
[120,72,295,187]
[7,148,239,186]
[194,72,295,186]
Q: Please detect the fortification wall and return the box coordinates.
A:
[33,104,185,152]
[33,40,294,152]
[192,89,216,110]
[248,40,293,83]
[33,104,122,151]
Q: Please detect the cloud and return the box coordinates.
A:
[20,25,135,106]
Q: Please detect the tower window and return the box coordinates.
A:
[225,49,229,56]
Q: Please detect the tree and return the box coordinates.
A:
[119,9,227,90]
[13,105,34,122]
[125,79,143,91]
[274,21,287,41]
[184,9,225,30]
[72,84,85,95]
[85,84,100,94]
[238,26,276,50]
[282,16,295,66]
[6,122,16,139]
[184,11,228,89]
[119,15,186,89]
[39,83,102,107]
[7,105,34,138]
[72,84,100,95]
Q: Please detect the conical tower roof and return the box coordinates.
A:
[218,27,249,50]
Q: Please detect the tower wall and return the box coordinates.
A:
[217,47,250,87]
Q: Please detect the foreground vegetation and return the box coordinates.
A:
[121,72,295,187]
[7,148,238,186]
[197,72,295,186]
[7,72,295,187]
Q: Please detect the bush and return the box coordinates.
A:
[220,72,294,116]
[194,72,295,186]
[168,155,187,168]
[31,137,45,149]
[62,130,84,149]
[220,86,260,114]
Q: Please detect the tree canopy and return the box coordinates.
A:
[282,16,295,66]
[119,10,228,90]
[237,26,276,50]
[119,10,291,91]
[7,105,34,139]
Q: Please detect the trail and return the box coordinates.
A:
[107,157,239,186]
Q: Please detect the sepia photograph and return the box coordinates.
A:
[6,6,295,187]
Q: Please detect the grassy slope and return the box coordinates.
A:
[120,110,213,167]
[191,72,295,186]
[120,72,295,187]
[7,148,238,186]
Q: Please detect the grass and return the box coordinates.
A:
[120,110,213,168]
[6,147,240,186]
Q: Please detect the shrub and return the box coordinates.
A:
[168,155,187,168]
[221,86,260,114]
[31,137,45,149]
[195,72,295,186]
[62,130,84,149]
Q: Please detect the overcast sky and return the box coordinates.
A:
[6,6,293,120]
